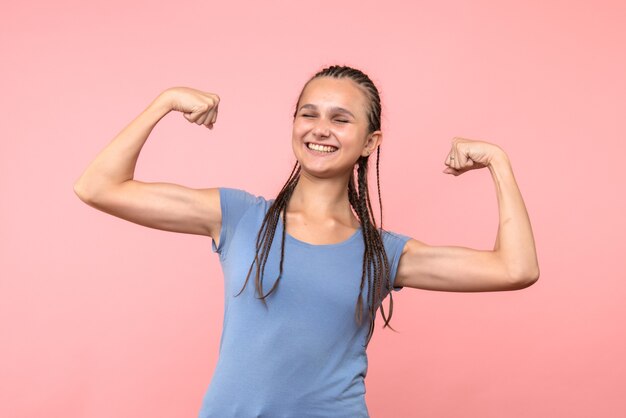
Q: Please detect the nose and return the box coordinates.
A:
[312,118,331,137]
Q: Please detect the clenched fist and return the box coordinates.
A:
[161,87,220,129]
[443,137,506,175]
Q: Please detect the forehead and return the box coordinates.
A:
[299,77,369,115]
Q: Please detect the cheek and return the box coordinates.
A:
[291,126,301,143]
[291,124,306,150]
[292,121,309,138]
[339,128,364,145]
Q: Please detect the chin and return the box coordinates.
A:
[298,160,353,181]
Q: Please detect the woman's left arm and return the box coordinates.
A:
[394,137,540,292]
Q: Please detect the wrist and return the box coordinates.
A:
[488,147,512,172]
[149,90,175,116]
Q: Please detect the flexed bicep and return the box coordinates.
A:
[394,238,531,292]
[79,181,222,237]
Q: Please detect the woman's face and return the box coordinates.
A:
[291,77,381,179]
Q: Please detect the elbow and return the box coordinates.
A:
[73,180,100,204]
[508,265,540,290]
[73,181,89,202]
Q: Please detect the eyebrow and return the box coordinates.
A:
[298,104,356,118]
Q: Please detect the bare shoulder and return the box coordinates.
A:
[400,237,425,253]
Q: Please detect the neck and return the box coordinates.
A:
[288,169,357,225]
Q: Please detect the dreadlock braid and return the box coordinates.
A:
[235,65,398,347]
[234,161,300,305]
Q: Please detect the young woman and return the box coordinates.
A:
[74,65,539,418]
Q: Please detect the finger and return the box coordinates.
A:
[445,146,455,166]
[203,99,218,124]
[448,150,458,169]
[205,109,218,130]
[186,104,207,123]
[201,108,215,128]
[195,110,209,125]
[184,112,198,123]
[202,107,215,126]
[205,100,218,123]
[443,166,460,176]
[457,147,472,169]
[201,107,214,127]
[211,102,219,125]
[452,141,462,170]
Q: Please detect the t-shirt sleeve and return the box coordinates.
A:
[382,230,412,293]
[211,187,260,260]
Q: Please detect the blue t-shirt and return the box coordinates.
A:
[198,188,411,418]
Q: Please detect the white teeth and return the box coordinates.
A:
[307,143,337,153]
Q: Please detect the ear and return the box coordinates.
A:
[361,130,383,157]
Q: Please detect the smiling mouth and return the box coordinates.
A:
[306,142,338,153]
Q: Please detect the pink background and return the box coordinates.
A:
[2,1,625,417]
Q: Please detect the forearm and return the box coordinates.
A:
[74,92,172,200]
[489,151,540,282]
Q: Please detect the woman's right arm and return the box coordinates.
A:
[73,88,222,238]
